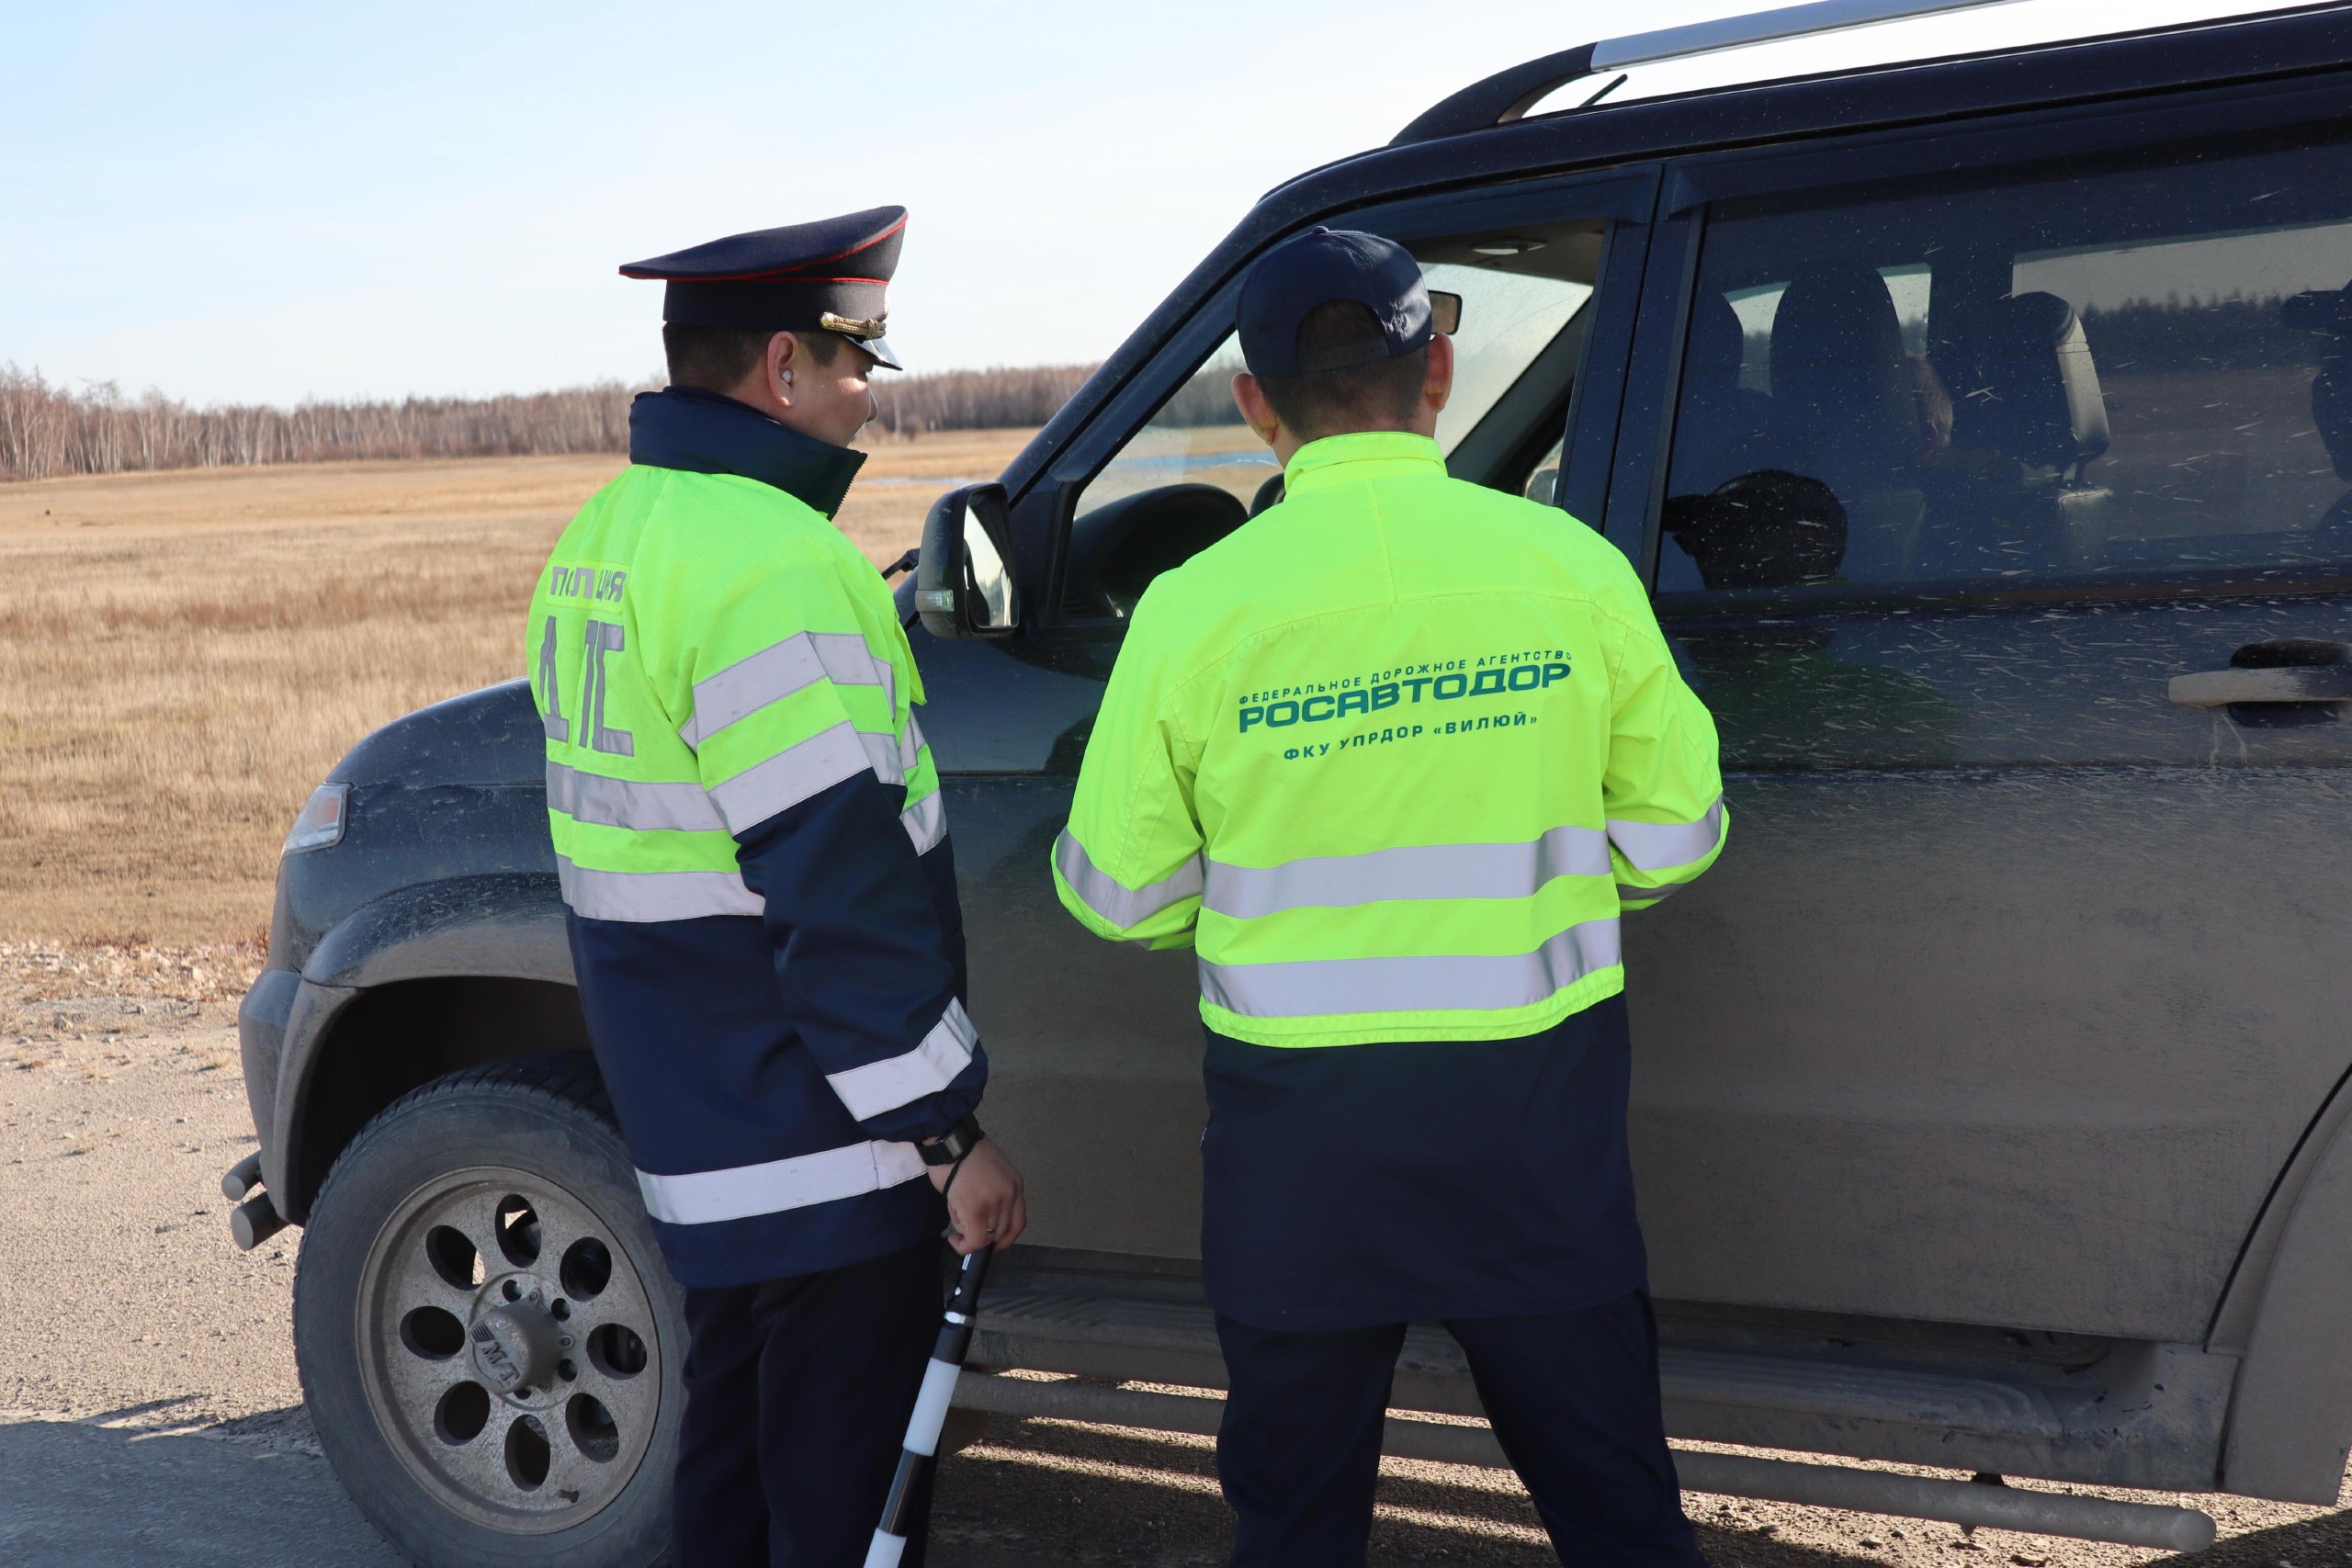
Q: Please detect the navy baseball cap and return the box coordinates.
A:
[1236,227,1462,378]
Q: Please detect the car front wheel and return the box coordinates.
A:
[294,1053,683,1568]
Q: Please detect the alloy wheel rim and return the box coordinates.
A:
[356,1165,661,1533]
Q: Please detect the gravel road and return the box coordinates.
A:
[4,975,2349,1566]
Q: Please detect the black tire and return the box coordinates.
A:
[294,1053,684,1568]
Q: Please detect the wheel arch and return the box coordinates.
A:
[267,875,591,1222]
[275,972,593,1224]
[2214,1060,2352,1502]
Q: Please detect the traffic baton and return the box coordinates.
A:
[864,1243,991,1568]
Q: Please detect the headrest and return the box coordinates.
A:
[2288,279,2352,479]
[1769,265,1917,468]
[1950,291,2109,469]
[1776,265,1906,372]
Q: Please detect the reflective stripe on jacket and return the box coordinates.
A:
[1053,430,1725,1048]
[528,387,980,1287]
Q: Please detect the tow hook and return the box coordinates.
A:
[223,1152,288,1251]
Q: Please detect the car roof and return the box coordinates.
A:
[1003,1,2352,499]
[1399,0,2335,139]
[1388,0,2352,164]
[1585,0,2318,109]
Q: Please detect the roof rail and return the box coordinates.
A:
[1392,0,2021,144]
[1596,0,2016,68]
[1391,43,1598,147]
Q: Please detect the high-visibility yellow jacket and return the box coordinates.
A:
[527,386,978,1287]
[1052,431,1725,1048]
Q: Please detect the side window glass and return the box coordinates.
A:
[1062,220,1605,620]
[1521,434,1566,505]
[1421,260,1592,451]
[1059,333,1271,620]
[1658,138,2352,597]
[1075,333,1272,523]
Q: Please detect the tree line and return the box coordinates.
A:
[2075,294,2328,374]
[870,363,1096,436]
[0,361,1101,481]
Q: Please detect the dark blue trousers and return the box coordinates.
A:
[1203,998,1647,1332]
[1216,1290,1704,1568]
[673,1241,941,1567]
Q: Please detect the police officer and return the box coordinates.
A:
[528,206,1025,1566]
[1051,227,1725,1566]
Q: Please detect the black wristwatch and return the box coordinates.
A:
[918,1114,984,1167]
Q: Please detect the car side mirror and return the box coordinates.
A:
[915,482,1019,639]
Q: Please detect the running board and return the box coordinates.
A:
[972,1289,2235,1492]
[977,1290,2079,1431]
[950,1371,2216,1553]
[971,1288,1481,1413]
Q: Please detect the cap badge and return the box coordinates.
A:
[819,311,888,341]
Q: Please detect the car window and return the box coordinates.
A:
[1657,135,2352,598]
[1521,434,1566,505]
[1423,260,1591,451]
[1072,333,1273,522]
[1061,220,1604,620]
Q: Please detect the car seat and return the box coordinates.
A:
[2286,281,2352,554]
[1669,291,1777,495]
[1935,290,2113,575]
[1761,265,1930,581]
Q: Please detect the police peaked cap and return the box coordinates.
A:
[621,205,905,369]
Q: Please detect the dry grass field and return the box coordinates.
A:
[0,429,1034,948]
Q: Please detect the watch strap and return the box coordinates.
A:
[918,1113,983,1167]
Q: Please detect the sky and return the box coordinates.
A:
[0,0,2287,406]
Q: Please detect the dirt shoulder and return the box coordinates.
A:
[0,938,262,1044]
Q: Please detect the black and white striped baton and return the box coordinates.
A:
[864,1244,991,1568]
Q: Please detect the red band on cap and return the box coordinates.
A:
[618,215,909,282]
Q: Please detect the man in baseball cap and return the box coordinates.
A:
[1054,225,1722,1566]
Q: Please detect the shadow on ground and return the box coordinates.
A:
[935,1419,2352,1568]
[0,1406,405,1567]
[11,1402,2352,1568]
[933,1417,1856,1567]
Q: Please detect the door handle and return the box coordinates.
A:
[2169,639,2352,707]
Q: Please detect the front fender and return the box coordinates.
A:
[241,968,356,1207]
[260,874,575,1219]
[300,872,570,989]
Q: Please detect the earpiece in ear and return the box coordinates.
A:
[783,370,794,388]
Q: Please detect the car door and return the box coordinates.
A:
[918,165,1661,1262]
[1607,88,2352,1342]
